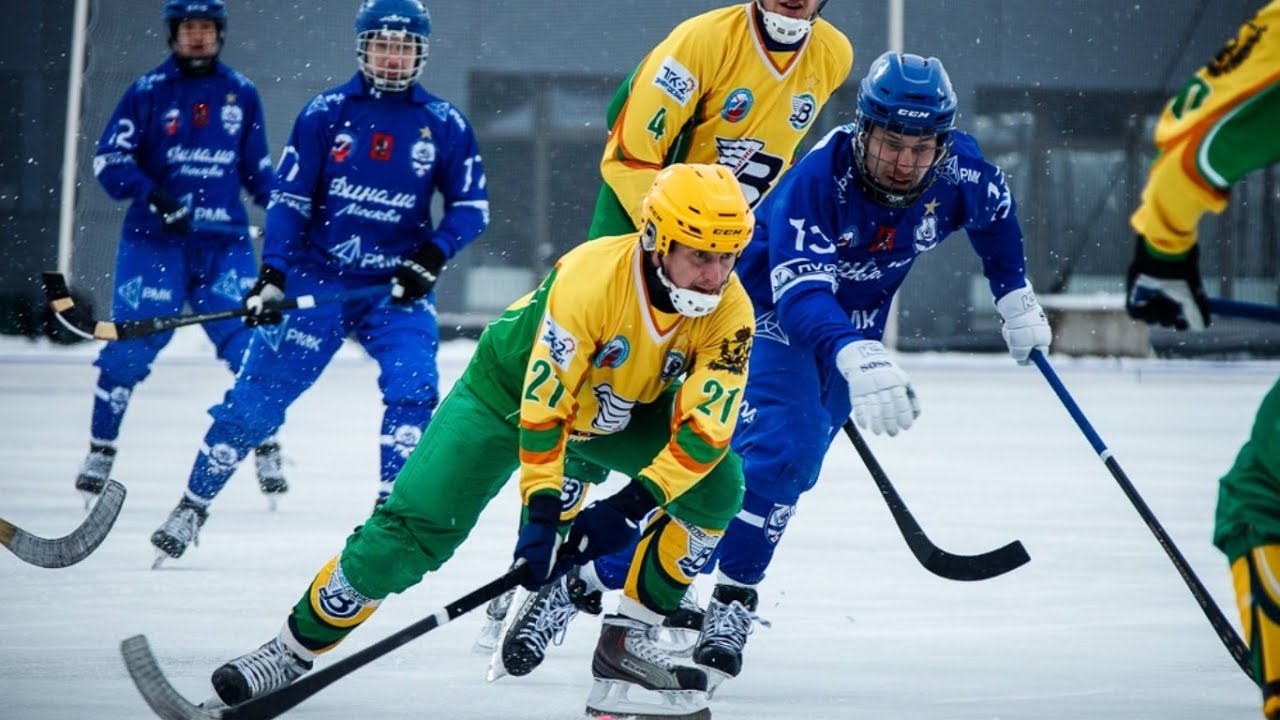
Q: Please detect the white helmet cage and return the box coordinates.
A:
[755,0,823,44]
[357,28,429,92]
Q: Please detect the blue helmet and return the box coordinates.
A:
[164,0,226,73]
[853,52,958,206]
[355,0,432,92]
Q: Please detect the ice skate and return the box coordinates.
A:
[209,637,313,706]
[585,614,710,720]
[254,439,287,511]
[149,496,209,568]
[473,585,516,653]
[488,567,602,680]
[653,584,704,657]
[74,441,116,509]
[692,584,769,697]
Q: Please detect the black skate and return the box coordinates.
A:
[254,439,287,510]
[149,496,209,568]
[74,441,116,509]
[489,567,602,680]
[210,637,313,706]
[586,614,710,720]
[692,583,769,697]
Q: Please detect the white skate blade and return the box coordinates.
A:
[150,550,169,570]
[701,667,732,700]
[79,490,98,511]
[585,678,710,720]
[472,617,502,654]
[485,586,530,681]
[199,694,228,710]
[266,495,279,512]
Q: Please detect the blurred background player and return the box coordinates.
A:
[1122,3,1280,718]
[148,0,489,565]
[481,0,854,665]
[74,0,284,509]
[204,164,756,720]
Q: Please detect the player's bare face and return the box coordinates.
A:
[864,126,939,192]
[174,19,218,60]
[661,243,738,295]
[366,34,418,80]
[760,0,819,19]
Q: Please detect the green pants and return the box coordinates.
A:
[287,379,743,651]
[1215,378,1280,562]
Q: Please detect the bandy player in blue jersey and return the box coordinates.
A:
[149,0,489,566]
[565,52,1053,696]
[74,0,285,509]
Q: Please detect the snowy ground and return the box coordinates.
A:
[1,330,1270,720]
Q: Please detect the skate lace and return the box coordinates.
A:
[231,640,309,697]
[626,625,681,669]
[158,506,203,546]
[514,581,579,653]
[701,600,769,653]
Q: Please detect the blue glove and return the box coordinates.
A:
[562,479,660,564]
[513,493,565,591]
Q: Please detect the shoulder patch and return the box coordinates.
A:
[652,55,698,107]
[708,327,752,376]
[540,313,579,371]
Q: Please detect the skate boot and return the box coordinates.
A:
[585,614,710,720]
[254,439,287,510]
[473,586,516,653]
[210,637,313,707]
[489,566,603,680]
[74,441,116,509]
[149,496,209,568]
[691,583,769,697]
[654,584,704,657]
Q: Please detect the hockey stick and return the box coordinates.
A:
[122,566,527,720]
[192,221,263,241]
[1029,349,1255,683]
[1,479,126,568]
[41,271,388,342]
[1207,297,1280,325]
[842,420,1031,581]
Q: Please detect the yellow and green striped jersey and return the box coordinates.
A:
[599,2,852,227]
[462,234,755,506]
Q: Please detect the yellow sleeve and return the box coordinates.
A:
[600,24,717,227]
[639,288,754,502]
[516,270,600,504]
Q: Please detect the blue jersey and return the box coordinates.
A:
[736,125,1030,366]
[93,57,273,242]
[263,73,490,277]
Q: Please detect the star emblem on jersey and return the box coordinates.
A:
[419,126,432,139]
[924,199,939,216]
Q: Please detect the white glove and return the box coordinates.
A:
[995,284,1051,365]
[836,340,920,437]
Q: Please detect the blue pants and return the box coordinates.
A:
[595,332,850,588]
[185,261,441,504]
[88,231,258,444]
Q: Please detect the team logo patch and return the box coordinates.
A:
[370,132,394,161]
[117,276,143,310]
[411,138,436,178]
[661,349,687,382]
[204,442,239,472]
[220,102,242,135]
[314,562,374,623]
[869,226,895,253]
[765,503,797,543]
[212,269,244,303]
[383,424,423,459]
[788,93,817,130]
[652,55,698,107]
[754,311,789,346]
[106,386,132,415]
[540,314,578,370]
[560,476,585,513]
[193,102,210,128]
[721,88,753,123]
[594,336,631,369]
[330,132,354,163]
[708,327,751,376]
[914,215,940,252]
[256,317,288,352]
[331,235,362,266]
[164,108,181,136]
[675,520,717,578]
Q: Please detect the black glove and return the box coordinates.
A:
[512,493,567,591]
[561,479,660,565]
[242,265,286,327]
[1125,235,1211,331]
[391,242,446,304]
[146,187,192,235]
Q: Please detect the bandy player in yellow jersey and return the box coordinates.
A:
[1124,3,1280,718]
[479,2,852,676]
[200,165,757,720]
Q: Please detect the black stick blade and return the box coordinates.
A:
[920,539,1030,581]
[121,635,223,720]
[0,479,126,568]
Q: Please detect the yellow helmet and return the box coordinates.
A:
[640,163,754,256]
